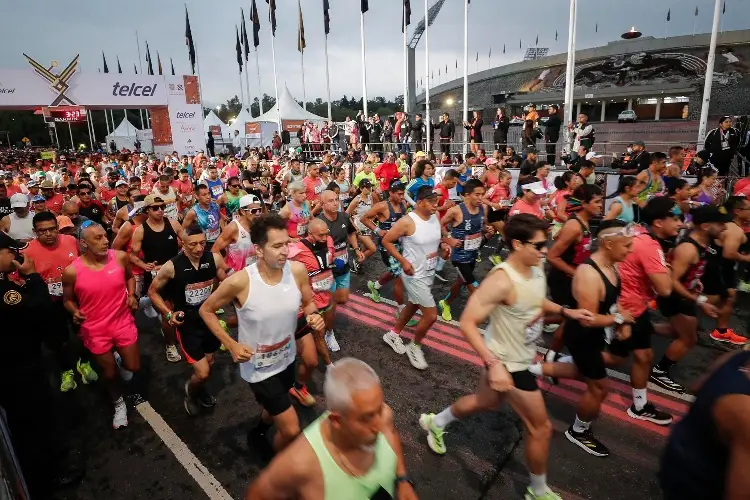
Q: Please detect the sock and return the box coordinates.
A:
[529,473,548,497]
[632,388,647,411]
[528,362,543,376]
[717,327,727,334]
[558,355,574,364]
[113,396,125,407]
[410,341,420,348]
[433,407,456,428]
[442,292,453,303]
[372,280,382,290]
[656,355,676,372]
[572,415,590,433]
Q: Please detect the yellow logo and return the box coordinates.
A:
[23,53,79,106]
[719,206,728,214]
[3,290,22,306]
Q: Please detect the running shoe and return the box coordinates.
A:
[195,385,217,408]
[564,426,609,457]
[60,370,77,392]
[367,281,381,303]
[113,399,128,429]
[183,393,201,416]
[383,331,407,354]
[325,330,341,352]
[407,342,428,370]
[488,254,503,266]
[215,308,225,314]
[710,329,748,346]
[76,359,98,384]
[738,280,750,293]
[627,402,673,426]
[438,299,453,322]
[114,352,134,382]
[166,344,182,363]
[434,270,449,282]
[524,487,563,500]
[350,259,361,274]
[418,413,447,455]
[289,385,316,407]
[649,367,685,393]
[543,323,559,333]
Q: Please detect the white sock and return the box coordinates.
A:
[326,329,334,336]
[633,388,647,411]
[558,355,574,364]
[529,473,548,496]
[113,396,125,407]
[572,415,590,433]
[373,280,382,290]
[433,407,456,428]
[527,362,543,376]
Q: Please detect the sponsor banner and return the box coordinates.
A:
[245,122,261,135]
[165,76,204,156]
[150,107,172,146]
[136,129,153,141]
[40,151,56,160]
[282,120,304,133]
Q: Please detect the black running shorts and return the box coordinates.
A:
[248,363,296,416]
[548,276,575,308]
[506,368,539,392]
[657,294,697,318]
[176,322,221,364]
[452,260,477,284]
[608,310,654,358]
[564,326,607,380]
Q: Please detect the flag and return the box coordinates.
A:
[252,0,261,46]
[134,63,138,74]
[695,5,699,16]
[595,23,598,33]
[117,56,122,73]
[235,26,243,72]
[157,52,163,75]
[667,8,671,21]
[455,59,458,68]
[503,43,506,54]
[266,0,277,37]
[146,42,154,75]
[555,30,558,41]
[185,7,196,74]
[170,57,175,76]
[488,47,491,58]
[241,8,250,62]
[323,0,330,35]
[722,1,726,14]
[535,34,539,46]
[298,1,306,53]
[361,0,369,13]
[476,51,478,61]
[438,68,441,77]
[445,64,448,73]
[403,0,411,28]
[102,51,109,73]
[519,38,522,49]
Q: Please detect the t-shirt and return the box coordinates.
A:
[618,231,669,317]
[44,194,65,215]
[434,183,451,219]
[353,171,377,188]
[374,163,399,192]
[78,200,106,224]
[23,235,79,300]
[304,176,326,202]
[318,212,356,276]
[0,198,10,218]
[509,198,544,219]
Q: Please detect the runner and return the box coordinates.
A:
[212,194,262,274]
[418,214,593,500]
[635,152,667,204]
[61,222,140,429]
[112,197,147,297]
[152,174,180,220]
[404,159,435,207]
[381,185,451,370]
[76,184,106,225]
[204,164,225,201]
[438,179,493,322]
[0,193,35,242]
[105,180,131,230]
[279,182,312,241]
[483,170,513,265]
[318,190,363,352]
[40,179,65,215]
[509,180,549,220]
[111,186,140,234]
[182,184,223,251]
[280,158,305,191]
[148,223,228,415]
[216,176,248,220]
[198,213,325,453]
[304,164,326,203]
[247,358,417,500]
[345,179,377,267]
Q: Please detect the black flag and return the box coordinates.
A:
[146,42,154,75]
[519,38,522,49]
[251,0,261,47]
[170,57,175,76]
[722,1,726,15]
[235,26,243,73]
[555,30,558,41]
[695,5,699,16]
[535,34,539,46]
[361,0,369,13]
[134,63,138,74]
[298,1,306,53]
[117,56,122,73]
[667,8,671,21]
[323,0,330,35]
[266,0,277,36]
[241,8,250,62]
[503,43,506,54]
[595,23,598,33]
[402,0,411,32]
[102,52,109,73]
[185,7,196,75]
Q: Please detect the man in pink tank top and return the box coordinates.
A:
[62,222,140,430]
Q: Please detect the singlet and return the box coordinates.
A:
[303,414,398,500]
[288,170,304,184]
[661,351,750,499]
[484,169,500,189]
[141,219,179,267]
[224,189,247,218]
[304,176,325,201]
[401,212,441,280]
[169,251,216,325]
[377,200,407,251]
[72,250,136,338]
[450,203,485,263]
[673,236,709,293]
[695,189,714,205]
[611,195,635,223]
[206,178,224,200]
[485,262,546,372]
[287,200,311,238]
[193,202,221,242]
[236,262,300,383]
[637,169,664,203]
[154,187,179,220]
[336,180,351,203]
[225,219,256,274]
[6,212,35,241]
[352,194,373,233]
[548,216,592,283]
[564,258,621,343]
[297,239,334,310]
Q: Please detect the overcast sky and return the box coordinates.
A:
[1,0,748,108]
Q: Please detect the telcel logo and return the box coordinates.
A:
[111,82,158,97]
[176,111,196,119]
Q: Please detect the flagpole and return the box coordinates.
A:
[698,0,722,146]
[244,58,251,113]
[424,0,430,153]
[360,8,369,118]
[86,110,95,150]
[135,31,145,135]
[563,0,578,151]
[324,0,333,120]
[269,4,282,133]
[299,0,307,110]
[403,2,408,114]
[254,48,264,115]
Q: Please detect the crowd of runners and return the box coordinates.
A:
[1,137,750,499]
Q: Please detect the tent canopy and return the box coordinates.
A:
[105,118,150,151]
[252,85,326,123]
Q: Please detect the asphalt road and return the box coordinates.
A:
[51,245,745,500]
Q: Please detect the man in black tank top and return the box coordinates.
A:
[129,194,188,363]
[148,223,228,415]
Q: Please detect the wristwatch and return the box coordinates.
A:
[395,475,415,488]
[614,312,625,325]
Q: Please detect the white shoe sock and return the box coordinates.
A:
[398,304,405,313]
[528,362,543,376]
[529,473,548,496]
[572,415,590,433]
[633,388,647,411]
[433,407,456,428]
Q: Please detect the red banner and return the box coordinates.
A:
[282,120,305,133]
[245,122,261,135]
[209,125,221,136]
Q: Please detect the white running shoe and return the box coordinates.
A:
[325,331,341,352]
[114,352,134,382]
[382,331,407,354]
[407,342,428,370]
[166,344,182,363]
[113,399,128,430]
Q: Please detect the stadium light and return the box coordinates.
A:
[445,98,454,106]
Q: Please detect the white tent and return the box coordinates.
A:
[204,110,231,139]
[105,118,150,152]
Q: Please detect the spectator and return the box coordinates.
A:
[521,120,543,157]
[381,118,394,152]
[569,113,594,152]
[463,111,483,154]
[492,108,510,151]
[619,140,651,175]
[231,130,242,155]
[544,104,562,164]
[434,113,456,156]
[704,116,741,176]
[206,131,215,157]
[410,113,426,152]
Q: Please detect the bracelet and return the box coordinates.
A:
[560,306,568,318]
[165,311,173,322]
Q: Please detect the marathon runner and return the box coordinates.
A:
[111,186,141,234]
[304,164,326,203]
[0,193,35,242]
[152,174,180,220]
[216,176,248,220]
[76,184,106,225]
[112,197,147,297]
[40,179,65,215]
[345,178,377,267]
[280,158,305,191]
[61,222,140,429]
[212,194,262,274]
[182,184,223,251]
[199,213,324,453]
[204,164,225,201]
[105,180,131,230]
[381,185,450,370]
[419,214,593,500]
[509,180,549,219]
[635,152,667,204]
[279,182,312,242]
[247,358,417,500]
[148,223,228,415]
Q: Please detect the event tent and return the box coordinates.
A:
[204,110,231,139]
[105,118,151,152]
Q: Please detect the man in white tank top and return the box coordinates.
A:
[417,214,594,500]
[0,194,35,242]
[199,213,325,453]
[381,185,450,371]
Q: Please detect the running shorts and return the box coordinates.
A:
[176,322,221,364]
[380,249,403,278]
[402,274,436,308]
[503,367,538,392]
[608,310,654,358]
[548,276,575,308]
[657,294,697,318]
[82,326,138,356]
[702,259,736,297]
[452,260,477,284]
[330,272,351,292]
[564,325,607,380]
[248,363,295,416]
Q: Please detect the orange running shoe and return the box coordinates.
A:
[289,385,316,407]
[710,329,748,346]
[648,299,658,310]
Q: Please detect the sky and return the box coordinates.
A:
[1,0,748,109]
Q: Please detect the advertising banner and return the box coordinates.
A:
[245,122,261,135]
[165,76,205,156]
[282,120,305,133]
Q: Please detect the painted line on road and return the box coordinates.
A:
[358,292,696,404]
[136,402,235,500]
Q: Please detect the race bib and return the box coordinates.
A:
[48,281,63,297]
[311,270,334,292]
[339,193,349,201]
[297,223,308,236]
[253,337,292,369]
[524,318,544,345]
[185,280,212,306]
[335,247,349,264]
[425,251,438,271]
[603,303,619,344]
[206,227,220,241]
[314,183,324,194]
[464,232,482,251]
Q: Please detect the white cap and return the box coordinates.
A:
[522,181,549,195]
[585,152,602,160]
[115,180,128,187]
[127,201,145,218]
[86,167,96,174]
[10,193,29,208]
[239,194,261,208]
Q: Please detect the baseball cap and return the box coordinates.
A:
[415,185,438,201]
[691,205,732,225]
[485,158,499,166]
[0,232,27,252]
[27,180,39,188]
[56,215,74,230]
[359,179,373,189]
[10,193,28,208]
[522,181,549,195]
[115,180,128,187]
[143,194,165,208]
[40,180,55,189]
[414,151,428,159]
[389,179,406,192]
[31,195,46,203]
[239,194,261,208]
[127,201,146,218]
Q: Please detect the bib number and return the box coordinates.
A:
[48,281,63,297]
[425,251,438,271]
[185,280,212,306]
[314,184,324,195]
[253,337,292,369]
[335,247,349,264]
[464,232,482,251]
[206,227,220,241]
[524,319,544,345]
[311,270,334,292]
[297,223,308,236]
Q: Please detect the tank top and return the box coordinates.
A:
[6,212,35,241]
[486,262,546,372]
[401,212,441,280]
[695,189,714,205]
[169,251,216,325]
[484,169,500,189]
[673,236,709,292]
[637,169,663,203]
[193,202,221,242]
[450,203,485,263]
[224,189,246,218]
[565,258,620,343]
[205,178,224,200]
[303,414,397,500]
[289,170,304,184]
[612,196,635,223]
[236,262,300,383]
[225,219,256,274]
[548,216,592,283]
[353,194,373,233]
[141,218,179,266]
[287,201,311,238]
[377,200,407,251]
[72,250,136,338]
[154,187,179,220]
[661,351,750,499]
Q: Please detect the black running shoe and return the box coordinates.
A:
[564,426,610,457]
[649,367,685,393]
[627,402,673,426]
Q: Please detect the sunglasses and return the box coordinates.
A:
[243,207,263,214]
[149,205,165,211]
[230,184,241,188]
[78,191,91,196]
[523,240,548,251]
